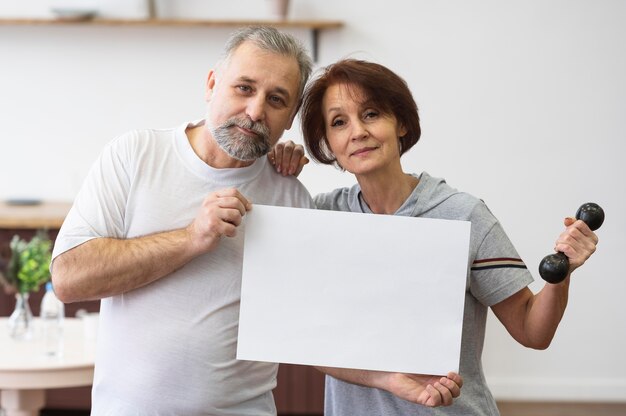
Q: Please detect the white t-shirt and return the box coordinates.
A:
[52,121,314,416]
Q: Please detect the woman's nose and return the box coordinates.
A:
[351,120,368,141]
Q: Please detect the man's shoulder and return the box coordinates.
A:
[112,126,176,146]
[273,175,314,208]
[104,126,178,161]
[255,163,314,208]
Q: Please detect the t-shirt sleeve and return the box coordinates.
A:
[290,182,316,209]
[52,135,133,261]
[467,204,534,307]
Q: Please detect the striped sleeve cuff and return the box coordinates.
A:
[471,257,527,271]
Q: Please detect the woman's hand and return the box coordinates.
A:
[556,216,599,274]
[318,367,463,407]
[384,371,463,407]
[267,140,309,177]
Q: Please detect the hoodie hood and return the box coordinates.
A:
[405,172,462,217]
[314,172,463,217]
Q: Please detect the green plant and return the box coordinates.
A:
[1,231,52,294]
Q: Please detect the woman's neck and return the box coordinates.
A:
[356,170,419,215]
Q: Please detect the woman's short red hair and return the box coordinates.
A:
[301,59,421,167]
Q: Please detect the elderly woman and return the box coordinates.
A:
[270,59,599,415]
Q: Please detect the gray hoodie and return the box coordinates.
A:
[315,171,533,416]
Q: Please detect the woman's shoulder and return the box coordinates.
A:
[418,172,494,221]
[313,185,360,212]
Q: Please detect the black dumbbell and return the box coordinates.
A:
[539,202,605,284]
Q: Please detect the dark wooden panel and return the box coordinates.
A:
[274,364,325,414]
[46,386,92,410]
[498,401,626,416]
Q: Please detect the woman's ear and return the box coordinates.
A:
[398,122,408,138]
[397,123,409,153]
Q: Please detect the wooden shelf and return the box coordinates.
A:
[0,18,344,60]
[0,201,71,229]
[0,18,341,28]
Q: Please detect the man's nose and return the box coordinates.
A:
[246,96,266,123]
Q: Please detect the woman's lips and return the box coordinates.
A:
[351,146,378,156]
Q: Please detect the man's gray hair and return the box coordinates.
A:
[221,26,313,101]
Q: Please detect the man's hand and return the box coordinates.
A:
[186,188,252,255]
[268,140,309,177]
[385,371,463,407]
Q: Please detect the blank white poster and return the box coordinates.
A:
[237,205,470,375]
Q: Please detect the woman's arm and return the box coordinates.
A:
[491,283,568,349]
[317,367,463,407]
[52,188,252,303]
[491,217,598,349]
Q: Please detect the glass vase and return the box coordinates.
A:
[8,292,34,340]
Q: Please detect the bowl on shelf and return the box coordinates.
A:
[50,8,98,21]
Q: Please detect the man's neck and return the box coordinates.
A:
[186,122,254,169]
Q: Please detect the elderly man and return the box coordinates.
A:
[51,26,461,415]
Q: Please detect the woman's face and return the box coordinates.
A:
[322,83,406,176]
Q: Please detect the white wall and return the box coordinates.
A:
[1,0,625,402]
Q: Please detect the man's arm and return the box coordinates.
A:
[317,367,463,407]
[52,188,252,303]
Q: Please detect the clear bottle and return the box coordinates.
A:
[40,281,65,357]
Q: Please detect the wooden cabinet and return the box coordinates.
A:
[0,201,75,316]
[0,201,98,411]
[0,201,324,414]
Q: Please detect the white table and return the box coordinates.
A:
[0,317,95,416]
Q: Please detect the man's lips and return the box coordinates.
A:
[235,125,260,138]
[351,146,379,157]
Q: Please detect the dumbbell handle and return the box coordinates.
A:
[539,202,605,284]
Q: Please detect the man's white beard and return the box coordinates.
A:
[208,116,272,161]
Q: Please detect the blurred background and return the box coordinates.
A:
[0,0,624,413]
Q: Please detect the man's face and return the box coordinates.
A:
[205,42,301,161]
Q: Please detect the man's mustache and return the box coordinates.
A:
[222,117,270,142]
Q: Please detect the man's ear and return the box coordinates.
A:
[205,70,217,101]
[286,99,303,130]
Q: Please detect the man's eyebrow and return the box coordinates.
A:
[237,76,256,85]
